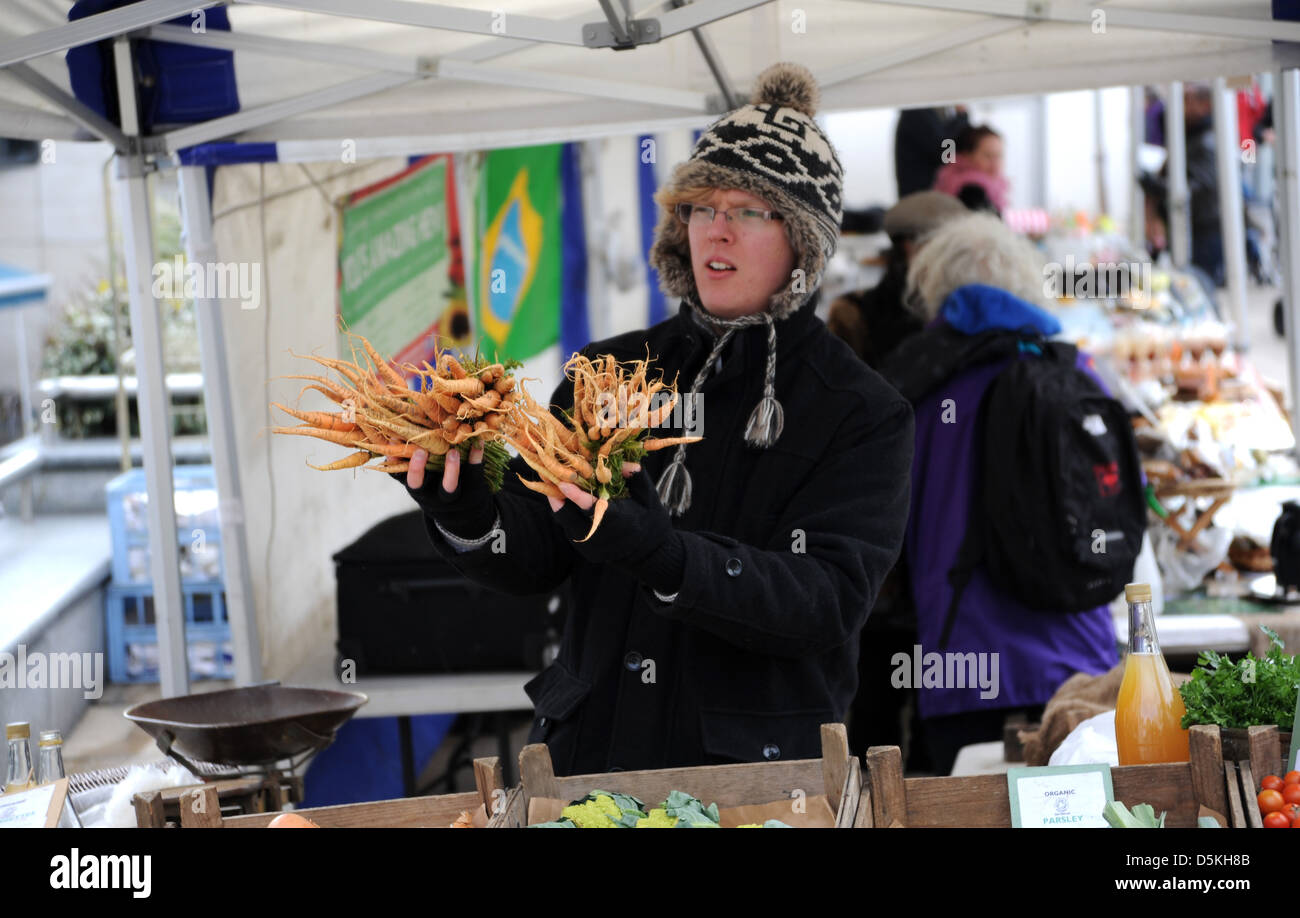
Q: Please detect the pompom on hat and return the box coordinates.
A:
[648,62,845,321]
[646,63,844,514]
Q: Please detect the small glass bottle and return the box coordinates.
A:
[36,730,66,785]
[4,723,35,794]
[1115,583,1190,765]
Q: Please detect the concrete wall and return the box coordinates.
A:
[0,141,115,402]
[0,583,107,748]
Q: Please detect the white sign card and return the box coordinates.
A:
[1007,764,1114,828]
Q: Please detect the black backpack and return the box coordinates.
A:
[937,338,1145,647]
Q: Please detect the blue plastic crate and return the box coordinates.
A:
[105,580,234,683]
[105,465,225,585]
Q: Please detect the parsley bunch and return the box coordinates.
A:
[1179,627,1300,729]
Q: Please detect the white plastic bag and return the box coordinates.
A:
[1048,709,1119,767]
[1152,519,1233,593]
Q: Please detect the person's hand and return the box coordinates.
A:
[546,464,681,588]
[405,441,483,493]
[543,462,641,513]
[389,439,495,540]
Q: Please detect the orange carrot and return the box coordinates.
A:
[272,426,364,448]
[433,376,485,397]
[517,473,564,500]
[289,349,365,388]
[363,440,418,458]
[283,375,358,405]
[576,498,609,543]
[367,460,410,473]
[306,450,372,471]
[356,334,407,390]
[641,436,703,451]
[272,402,358,432]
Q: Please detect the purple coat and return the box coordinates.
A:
[904,286,1120,719]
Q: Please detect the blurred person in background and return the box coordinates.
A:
[1141,84,1223,287]
[879,214,1120,775]
[933,125,1009,215]
[827,191,968,369]
[895,106,970,197]
[830,190,966,765]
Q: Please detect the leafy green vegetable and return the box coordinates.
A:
[663,790,721,828]
[1196,816,1222,829]
[1103,801,1165,828]
[1179,626,1300,729]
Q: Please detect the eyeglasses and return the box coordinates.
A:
[676,202,783,230]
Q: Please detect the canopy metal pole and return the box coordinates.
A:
[1165,83,1191,269]
[15,308,33,521]
[177,165,263,685]
[1214,77,1249,349]
[1093,90,1108,216]
[1277,68,1300,453]
[1129,85,1145,251]
[112,37,188,698]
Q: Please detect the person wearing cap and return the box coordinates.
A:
[393,62,914,775]
[827,190,968,369]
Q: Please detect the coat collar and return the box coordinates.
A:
[671,290,823,360]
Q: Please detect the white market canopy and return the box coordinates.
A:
[2,0,1300,158]
[3,0,1300,701]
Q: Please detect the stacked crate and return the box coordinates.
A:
[104,465,232,682]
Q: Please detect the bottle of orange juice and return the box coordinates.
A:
[1115,583,1189,765]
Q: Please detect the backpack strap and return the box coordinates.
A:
[939,520,984,650]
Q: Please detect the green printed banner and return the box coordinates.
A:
[337,155,466,368]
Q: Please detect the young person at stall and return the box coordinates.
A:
[881,213,1120,776]
[393,63,914,776]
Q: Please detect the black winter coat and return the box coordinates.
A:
[421,294,914,775]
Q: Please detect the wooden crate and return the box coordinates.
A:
[489,723,862,828]
[169,757,506,828]
[1213,724,1289,828]
[133,774,303,828]
[862,724,1236,828]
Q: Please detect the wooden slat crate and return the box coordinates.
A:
[489,723,861,828]
[169,756,506,828]
[1214,724,1288,828]
[862,724,1234,828]
[133,774,303,828]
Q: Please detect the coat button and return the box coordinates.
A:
[538,716,549,728]
[725,558,743,577]
[762,743,780,761]
[624,651,643,672]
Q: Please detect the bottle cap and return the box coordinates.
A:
[1125,583,1152,603]
[6,722,30,740]
[38,731,62,747]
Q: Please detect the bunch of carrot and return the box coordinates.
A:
[505,352,701,540]
[271,332,514,490]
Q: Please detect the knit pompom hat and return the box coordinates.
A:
[648,62,844,321]
[646,62,844,515]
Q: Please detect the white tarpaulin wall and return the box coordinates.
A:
[3,0,1300,693]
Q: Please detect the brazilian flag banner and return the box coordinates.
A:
[472,145,562,362]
